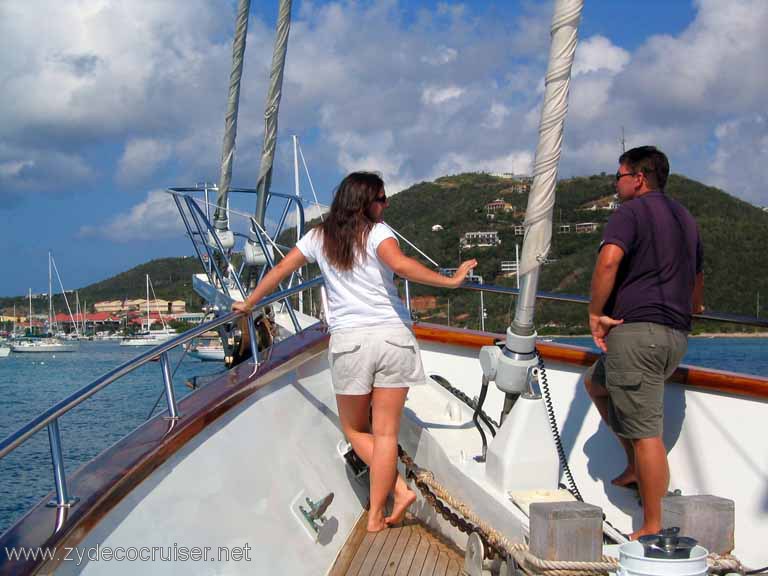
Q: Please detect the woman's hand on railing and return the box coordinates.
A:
[232,301,252,314]
[450,259,478,288]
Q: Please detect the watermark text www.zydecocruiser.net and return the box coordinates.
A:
[5,543,252,566]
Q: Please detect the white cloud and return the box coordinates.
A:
[709,115,768,205]
[330,130,410,193]
[483,101,511,129]
[79,189,184,242]
[573,35,630,76]
[421,85,465,106]
[421,46,458,66]
[4,0,768,219]
[0,143,94,193]
[433,150,533,178]
[616,0,768,119]
[283,202,331,229]
[0,160,34,178]
[118,138,174,186]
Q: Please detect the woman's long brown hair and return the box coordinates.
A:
[319,172,384,271]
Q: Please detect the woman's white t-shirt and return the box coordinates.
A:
[295,223,411,332]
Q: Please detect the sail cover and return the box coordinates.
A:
[518,0,583,276]
[254,0,293,226]
[214,0,252,228]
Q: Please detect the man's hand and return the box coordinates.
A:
[589,313,623,353]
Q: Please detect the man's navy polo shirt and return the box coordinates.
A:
[601,190,703,332]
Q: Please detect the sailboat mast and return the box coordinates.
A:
[513,0,583,334]
[146,274,150,332]
[28,288,32,336]
[482,0,584,402]
[293,134,303,313]
[48,251,53,335]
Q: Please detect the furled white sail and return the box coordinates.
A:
[254,0,292,226]
[213,0,252,230]
[518,0,583,277]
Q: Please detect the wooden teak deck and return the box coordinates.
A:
[329,512,466,576]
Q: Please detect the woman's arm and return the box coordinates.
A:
[376,238,477,289]
[232,247,308,313]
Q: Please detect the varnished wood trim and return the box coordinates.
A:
[413,322,768,400]
[2,321,765,575]
[0,324,330,576]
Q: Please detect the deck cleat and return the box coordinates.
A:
[298,493,335,539]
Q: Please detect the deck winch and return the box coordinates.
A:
[618,528,708,576]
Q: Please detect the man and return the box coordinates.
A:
[585,146,704,539]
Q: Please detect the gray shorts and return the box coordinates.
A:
[586,322,688,439]
[328,325,426,395]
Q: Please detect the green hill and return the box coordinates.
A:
[4,173,766,335]
[377,172,767,334]
[0,257,205,316]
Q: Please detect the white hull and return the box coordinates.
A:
[10,340,78,353]
[120,333,176,347]
[51,332,768,574]
[188,346,224,361]
[0,346,10,357]
[67,351,368,575]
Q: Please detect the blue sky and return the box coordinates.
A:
[2,0,767,297]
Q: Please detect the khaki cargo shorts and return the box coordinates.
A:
[328,325,426,395]
[586,322,688,439]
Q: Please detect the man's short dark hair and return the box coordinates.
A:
[619,146,669,190]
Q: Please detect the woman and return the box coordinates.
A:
[233,172,477,532]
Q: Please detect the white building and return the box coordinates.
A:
[500,261,518,274]
[461,231,501,248]
[575,222,599,233]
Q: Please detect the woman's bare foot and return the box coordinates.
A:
[367,509,387,532]
[384,487,416,526]
[611,468,638,488]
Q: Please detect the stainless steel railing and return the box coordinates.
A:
[2,272,765,512]
[404,279,768,329]
[0,276,324,509]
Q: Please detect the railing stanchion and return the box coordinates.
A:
[480,289,485,332]
[405,280,412,314]
[247,315,260,371]
[46,419,78,508]
[160,353,180,420]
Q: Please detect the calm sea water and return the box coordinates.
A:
[0,342,224,535]
[0,337,765,534]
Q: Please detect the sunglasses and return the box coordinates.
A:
[615,171,639,181]
[373,194,388,204]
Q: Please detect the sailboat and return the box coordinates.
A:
[11,254,77,354]
[120,275,177,346]
[1,1,767,575]
[188,331,225,362]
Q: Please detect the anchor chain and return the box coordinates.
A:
[429,374,501,429]
[398,445,502,560]
[398,445,621,574]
